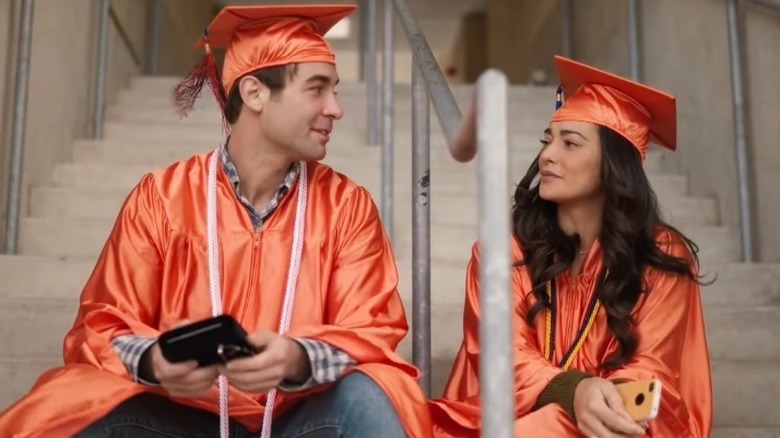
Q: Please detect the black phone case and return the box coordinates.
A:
[158,315,255,366]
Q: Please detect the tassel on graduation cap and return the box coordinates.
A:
[173,29,228,128]
[555,85,564,110]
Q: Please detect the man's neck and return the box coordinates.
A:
[226,128,294,209]
[556,196,605,252]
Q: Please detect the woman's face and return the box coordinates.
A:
[538,120,603,205]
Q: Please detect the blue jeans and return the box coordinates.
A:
[74,372,407,438]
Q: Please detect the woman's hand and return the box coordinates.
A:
[573,377,647,438]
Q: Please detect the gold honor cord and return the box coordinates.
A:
[543,271,608,370]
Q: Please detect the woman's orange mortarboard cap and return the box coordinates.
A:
[551,55,677,161]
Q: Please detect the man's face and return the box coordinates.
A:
[258,62,343,162]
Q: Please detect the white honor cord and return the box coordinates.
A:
[206,147,308,438]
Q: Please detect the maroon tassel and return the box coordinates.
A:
[173,30,228,131]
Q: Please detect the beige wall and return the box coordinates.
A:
[485,0,562,84]
[0,0,215,249]
[744,4,780,261]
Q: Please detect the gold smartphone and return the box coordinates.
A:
[615,379,662,421]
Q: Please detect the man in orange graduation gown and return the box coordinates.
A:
[429,56,712,437]
[0,4,431,438]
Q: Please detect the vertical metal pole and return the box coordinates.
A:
[411,60,431,397]
[477,69,513,438]
[3,0,35,255]
[366,0,380,145]
[359,0,367,81]
[92,0,110,139]
[561,0,572,58]
[627,0,641,81]
[146,0,162,75]
[726,0,755,262]
[381,0,394,243]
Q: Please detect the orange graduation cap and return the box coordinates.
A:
[550,55,677,161]
[174,4,356,119]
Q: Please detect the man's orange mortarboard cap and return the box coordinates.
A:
[200,4,356,94]
[550,55,677,160]
[174,4,355,119]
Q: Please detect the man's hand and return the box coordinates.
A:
[146,342,220,397]
[573,377,647,438]
[219,330,312,394]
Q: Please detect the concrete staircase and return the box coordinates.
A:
[1,76,778,437]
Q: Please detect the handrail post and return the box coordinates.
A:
[381,0,395,243]
[726,0,755,262]
[146,0,162,75]
[561,0,572,58]
[366,0,380,145]
[627,0,641,81]
[476,69,513,438]
[2,0,35,255]
[92,0,111,139]
[411,60,431,397]
[391,0,463,154]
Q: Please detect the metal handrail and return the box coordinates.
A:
[561,0,572,58]
[627,0,641,81]
[110,6,143,68]
[2,0,35,255]
[380,0,515,434]
[726,0,757,262]
[93,0,154,139]
[92,0,111,140]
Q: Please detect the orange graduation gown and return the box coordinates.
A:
[0,153,432,437]
[429,232,712,438]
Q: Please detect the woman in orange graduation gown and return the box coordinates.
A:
[430,55,712,438]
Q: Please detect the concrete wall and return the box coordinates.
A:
[0,0,215,250]
[485,0,562,84]
[743,3,780,261]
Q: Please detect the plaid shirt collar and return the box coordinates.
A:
[220,146,298,229]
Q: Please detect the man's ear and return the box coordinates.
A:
[238,75,269,114]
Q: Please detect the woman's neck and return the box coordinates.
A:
[557,196,605,277]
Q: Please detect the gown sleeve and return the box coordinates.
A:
[62,173,168,378]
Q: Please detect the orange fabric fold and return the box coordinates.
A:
[0,154,432,438]
[429,233,712,437]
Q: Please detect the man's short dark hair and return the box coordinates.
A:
[223,63,299,124]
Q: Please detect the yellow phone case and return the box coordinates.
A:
[615,379,662,421]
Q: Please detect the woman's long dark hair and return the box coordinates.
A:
[512,125,704,370]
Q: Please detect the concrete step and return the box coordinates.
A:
[70,137,671,175]
[3,289,776,370]
[0,298,78,359]
[711,427,780,438]
[703,307,780,361]
[30,178,708,228]
[115,82,557,110]
[700,264,780,306]
[420,345,780,426]
[392,223,743,268]
[395,259,780,308]
[0,357,61,412]
[0,255,93,298]
[712,360,780,426]
[19,210,736,262]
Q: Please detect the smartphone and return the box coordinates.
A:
[615,379,663,422]
[158,314,258,367]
